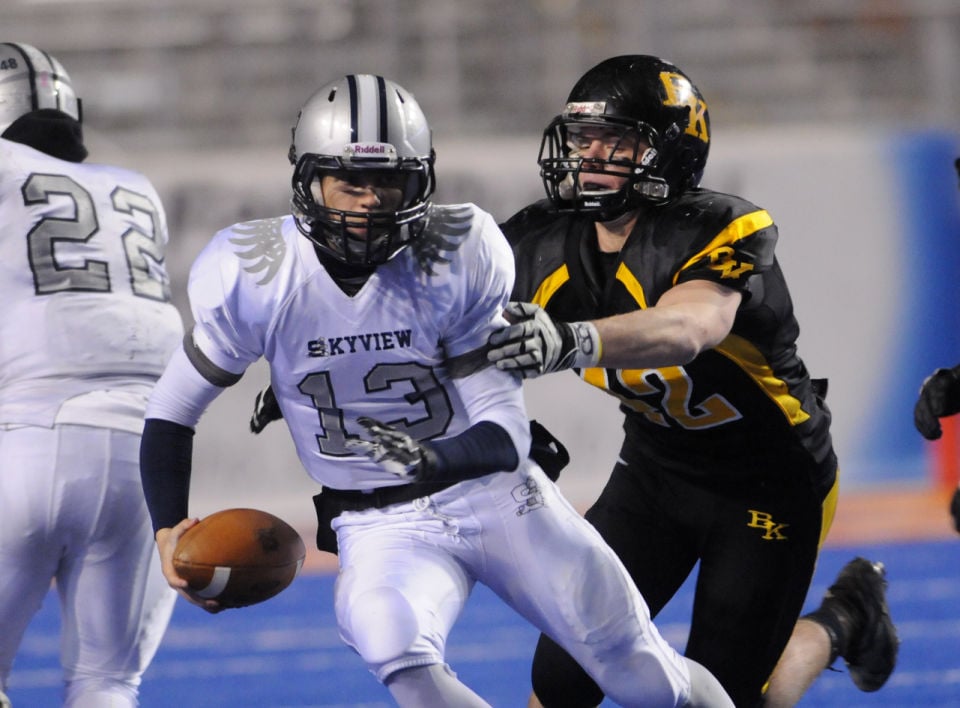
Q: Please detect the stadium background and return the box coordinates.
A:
[3,1,960,705]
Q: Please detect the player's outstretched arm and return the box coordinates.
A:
[488,283,740,378]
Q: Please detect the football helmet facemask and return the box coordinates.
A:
[539,54,710,219]
[0,42,81,135]
[289,74,436,266]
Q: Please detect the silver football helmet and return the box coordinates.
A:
[0,42,81,135]
[289,74,436,266]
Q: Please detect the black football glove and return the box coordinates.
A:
[950,487,960,535]
[528,420,570,482]
[345,417,437,481]
[486,302,601,379]
[250,384,283,434]
[914,365,960,440]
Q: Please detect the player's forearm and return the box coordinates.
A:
[423,421,520,483]
[140,418,195,534]
[592,305,716,370]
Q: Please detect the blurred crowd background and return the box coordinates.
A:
[4,0,960,530]
[5,0,959,146]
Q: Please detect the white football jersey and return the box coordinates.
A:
[0,138,184,430]
[185,204,530,489]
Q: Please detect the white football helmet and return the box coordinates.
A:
[0,42,81,135]
[289,74,436,266]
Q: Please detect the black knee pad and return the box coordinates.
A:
[531,633,604,708]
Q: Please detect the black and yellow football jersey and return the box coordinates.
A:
[502,190,836,492]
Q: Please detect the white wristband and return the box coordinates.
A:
[569,321,602,369]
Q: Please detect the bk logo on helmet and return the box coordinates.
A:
[659,71,710,144]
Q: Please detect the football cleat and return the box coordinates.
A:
[819,557,899,692]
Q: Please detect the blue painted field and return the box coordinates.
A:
[7,539,959,707]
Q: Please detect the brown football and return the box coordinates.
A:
[173,508,306,608]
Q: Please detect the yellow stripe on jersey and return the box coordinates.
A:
[581,366,608,389]
[615,263,649,309]
[714,333,811,426]
[531,264,570,308]
[673,209,774,286]
[819,475,840,548]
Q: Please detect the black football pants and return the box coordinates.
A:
[531,456,832,708]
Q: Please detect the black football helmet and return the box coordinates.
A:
[539,55,710,219]
[289,74,436,266]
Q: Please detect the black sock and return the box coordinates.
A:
[802,607,848,664]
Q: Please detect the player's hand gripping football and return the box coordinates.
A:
[346,417,435,481]
[486,302,601,379]
[155,518,223,614]
[913,366,960,440]
[250,384,283,434]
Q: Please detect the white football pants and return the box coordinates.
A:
[333,463,693,707]
[0,424,175,707]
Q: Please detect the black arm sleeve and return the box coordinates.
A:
[420,420,520,483]
[140,418,195,535]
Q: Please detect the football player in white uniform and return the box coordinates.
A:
[0,43,183,707]
[139,74,733,707]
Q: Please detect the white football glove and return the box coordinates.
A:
[345,417,432,480]
[486,302,601,379]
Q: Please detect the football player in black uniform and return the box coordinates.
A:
[912,157,960,534]
[914,363,960,532]
[485,55,899,707]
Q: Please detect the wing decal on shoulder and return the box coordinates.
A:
[411,205,473,274]
[228,218,287,285]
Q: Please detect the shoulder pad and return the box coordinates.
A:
[499,199,564,244]
[674,187,766,220]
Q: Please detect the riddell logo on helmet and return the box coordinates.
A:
[349,143,390,155]
[344,142,398,163]
[565,101,606,116]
